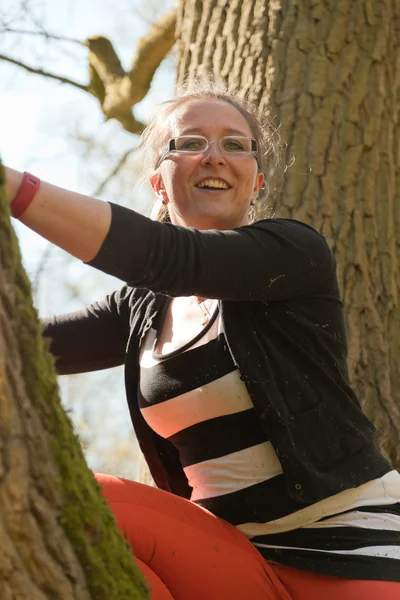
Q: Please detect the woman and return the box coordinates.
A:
[5,84,400,599]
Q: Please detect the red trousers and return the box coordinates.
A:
[96,474,400,600]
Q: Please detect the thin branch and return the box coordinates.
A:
[24,2,53,37]
[2,27,86,46]
[128,5,163,28]
[0,54,89,92]
[32,242,54,297]
[93,147,139,197]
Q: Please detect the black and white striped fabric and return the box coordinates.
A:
[138,314,400,581]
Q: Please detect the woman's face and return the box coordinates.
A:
[150,99,264,230]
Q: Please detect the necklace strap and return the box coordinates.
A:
[196,297,216,325]
[152,303,219,361]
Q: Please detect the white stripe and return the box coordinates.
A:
[185,441,283,501]
[253,542,400,559]
[140,370,253,438]
[306,510,400,531]
[237,470,400,538]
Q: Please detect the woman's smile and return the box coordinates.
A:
[195,177,232,191]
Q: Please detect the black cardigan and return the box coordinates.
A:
[43,203,392,505]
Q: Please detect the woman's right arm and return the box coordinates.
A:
[43,287,130,375]
[6,167,111,263]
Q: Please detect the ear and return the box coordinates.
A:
[150,173,169,204]
[253,172,264,199]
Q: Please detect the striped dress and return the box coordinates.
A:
[138,309,400,582]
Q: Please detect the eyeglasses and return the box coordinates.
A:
[155,135,258,169]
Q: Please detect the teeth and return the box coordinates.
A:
[197,179,229,189]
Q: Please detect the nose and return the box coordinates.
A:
[200,140,226,166]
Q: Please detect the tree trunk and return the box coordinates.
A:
[176,0,400,467]
[0,163,149,599]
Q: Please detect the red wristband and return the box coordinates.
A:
[11,172,41,219]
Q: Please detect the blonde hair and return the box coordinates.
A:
[139,81,282,223]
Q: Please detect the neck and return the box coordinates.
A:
[170,213,250,230]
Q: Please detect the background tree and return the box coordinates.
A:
[176,0,400,466]
[0,163,150,598]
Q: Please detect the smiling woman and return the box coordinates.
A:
[4,81,400,600]
[148,98,264,231]
[139,82,281,227]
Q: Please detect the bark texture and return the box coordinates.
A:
[177,0,400,467]
[0,164,149,599]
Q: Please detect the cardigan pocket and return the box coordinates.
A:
[287,399,374,471]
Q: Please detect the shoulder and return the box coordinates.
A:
[254,217,325,237]
[249,217,333,257]
[111,285,157,310]
[111,286,168,321]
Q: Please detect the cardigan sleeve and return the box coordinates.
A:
[87,203,336,302]
[41,286,131,375]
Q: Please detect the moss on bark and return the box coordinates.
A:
[0,160,150,599]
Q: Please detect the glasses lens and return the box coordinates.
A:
[175,136,208,152]
[220,136,253,153]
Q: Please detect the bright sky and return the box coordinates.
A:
[2,0,175,262]
[0,0,176,477]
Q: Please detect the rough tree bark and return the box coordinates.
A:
[0,163,150,598]
[177,0,400,467]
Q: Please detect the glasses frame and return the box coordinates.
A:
[155,135,258,169]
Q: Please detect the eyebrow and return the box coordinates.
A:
[179,127,250,137]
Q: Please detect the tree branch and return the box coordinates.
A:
[93,147,139,197]
[85,5,177,132]
[0,5,177,135]
[128,6,177,105]
[86,36,125,85]
[2,27,85,46]
[0,54,89,92]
